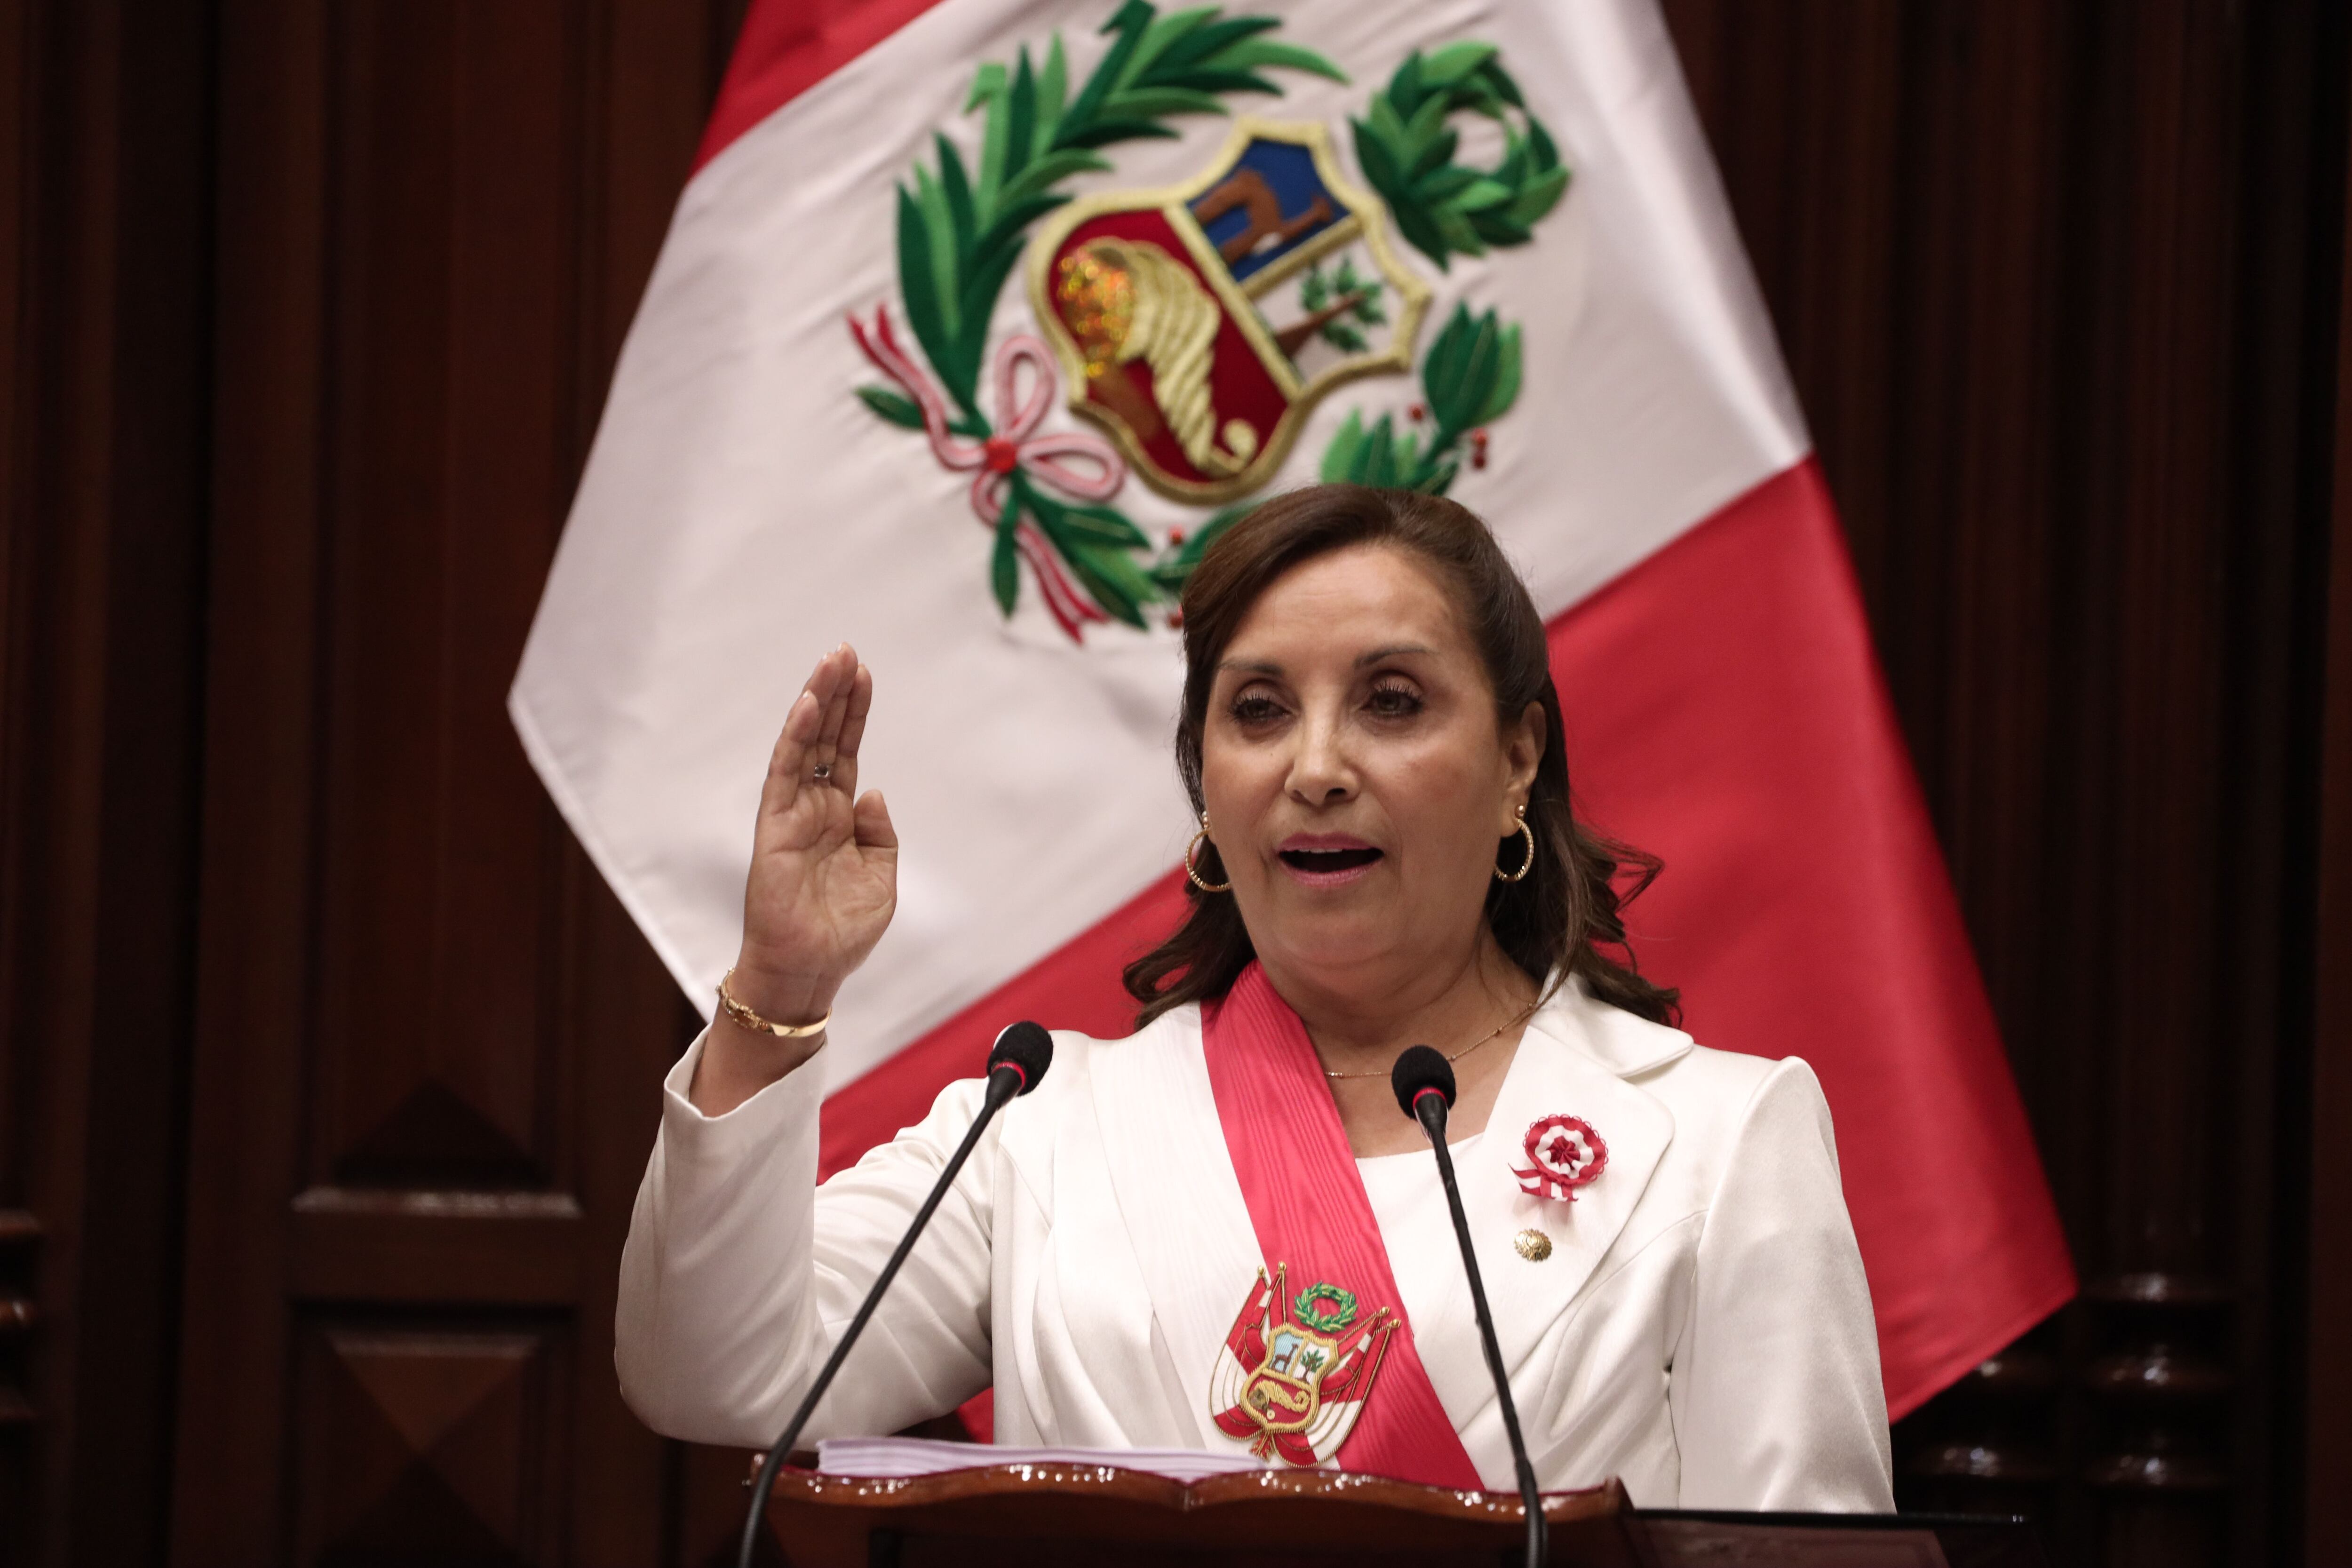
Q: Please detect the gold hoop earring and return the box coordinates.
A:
[1185,812,1232,892]
[1494,805,1535,883]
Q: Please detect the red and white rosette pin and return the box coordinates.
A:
[1513,1115,1608,1202]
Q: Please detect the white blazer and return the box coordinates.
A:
[615,983,1894,1510]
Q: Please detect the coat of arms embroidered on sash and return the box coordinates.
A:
[1208,1264,1398,1466]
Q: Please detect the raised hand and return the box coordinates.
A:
[696,644,897,1112]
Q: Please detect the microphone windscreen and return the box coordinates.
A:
[1391,1044,1456,1120]
[987,1020,1055,1095]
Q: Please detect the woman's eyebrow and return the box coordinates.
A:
[1355,643,1434,666]
[1217,643,1433,676]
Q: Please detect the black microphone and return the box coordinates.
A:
[736,1021,1054,1568]
[1392,1045,1546,1568]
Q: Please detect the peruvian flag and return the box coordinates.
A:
[511,0,2074,1422]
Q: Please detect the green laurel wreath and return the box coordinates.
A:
[1294,1281,1361,1334]
[857,2,1344,628]
[1314,41,1567,497]
[1350,43,1570,272]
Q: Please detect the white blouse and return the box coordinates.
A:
[1354,1134,1488,1402]
[615,983,1895,1509]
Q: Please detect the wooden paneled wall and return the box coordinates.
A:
[0,0,216,1561]
[0,1,753,1563]
[0,3,2343,1565]
[168,3,762,1563]
[1664,3,2346,1564]
[2310,124,2352,1568]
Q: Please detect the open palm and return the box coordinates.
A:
[731,644,898,1021]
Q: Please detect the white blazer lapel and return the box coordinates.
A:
[1084,1008,1265,1441]
[1444,988,1683,1385]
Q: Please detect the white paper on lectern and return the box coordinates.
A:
[814,1435,1265,1483]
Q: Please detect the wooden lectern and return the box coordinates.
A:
[764,1463,2047,1566]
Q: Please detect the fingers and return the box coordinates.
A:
[813,649,855,759]
[757,688,820,820]
[801,644,868,797]
[830,661,874,796]
[759,645,854,820]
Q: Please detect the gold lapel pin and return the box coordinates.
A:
[1513,1228,1553,1261]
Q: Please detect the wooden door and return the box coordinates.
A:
[169,3,753,1562]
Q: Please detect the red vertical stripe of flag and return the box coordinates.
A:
[1545,461,2073,1419]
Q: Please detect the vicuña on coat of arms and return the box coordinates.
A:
[850,1,1570,640]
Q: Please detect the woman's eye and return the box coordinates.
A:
[1366,683,1423,717]
[1230,692,1286,725]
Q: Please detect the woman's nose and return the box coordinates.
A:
[1285,708,1356,804]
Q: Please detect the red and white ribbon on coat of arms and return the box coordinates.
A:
[849,305,1127,638]
[1512,1114,1608,1202]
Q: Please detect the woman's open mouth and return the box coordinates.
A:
[1276,839,1383,885]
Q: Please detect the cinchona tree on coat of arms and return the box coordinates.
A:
[850,0,1569,641]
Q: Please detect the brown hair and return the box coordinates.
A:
[1123,483,1679,1029]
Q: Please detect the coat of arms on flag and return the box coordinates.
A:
[1208,1265,1398,1466]
[848,1,1568,640]
[1029,119,1428,505]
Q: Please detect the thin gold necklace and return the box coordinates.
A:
[1319,996,1543,1081]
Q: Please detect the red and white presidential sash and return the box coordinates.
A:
[1200,963,1484,1489]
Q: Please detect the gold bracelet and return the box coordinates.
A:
[716,968,830,1038]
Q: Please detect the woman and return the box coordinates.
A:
[616,485,1893,1509]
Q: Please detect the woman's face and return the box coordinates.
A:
[1200,543,1542,989]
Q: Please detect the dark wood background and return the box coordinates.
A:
[1,2,2345,1565]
